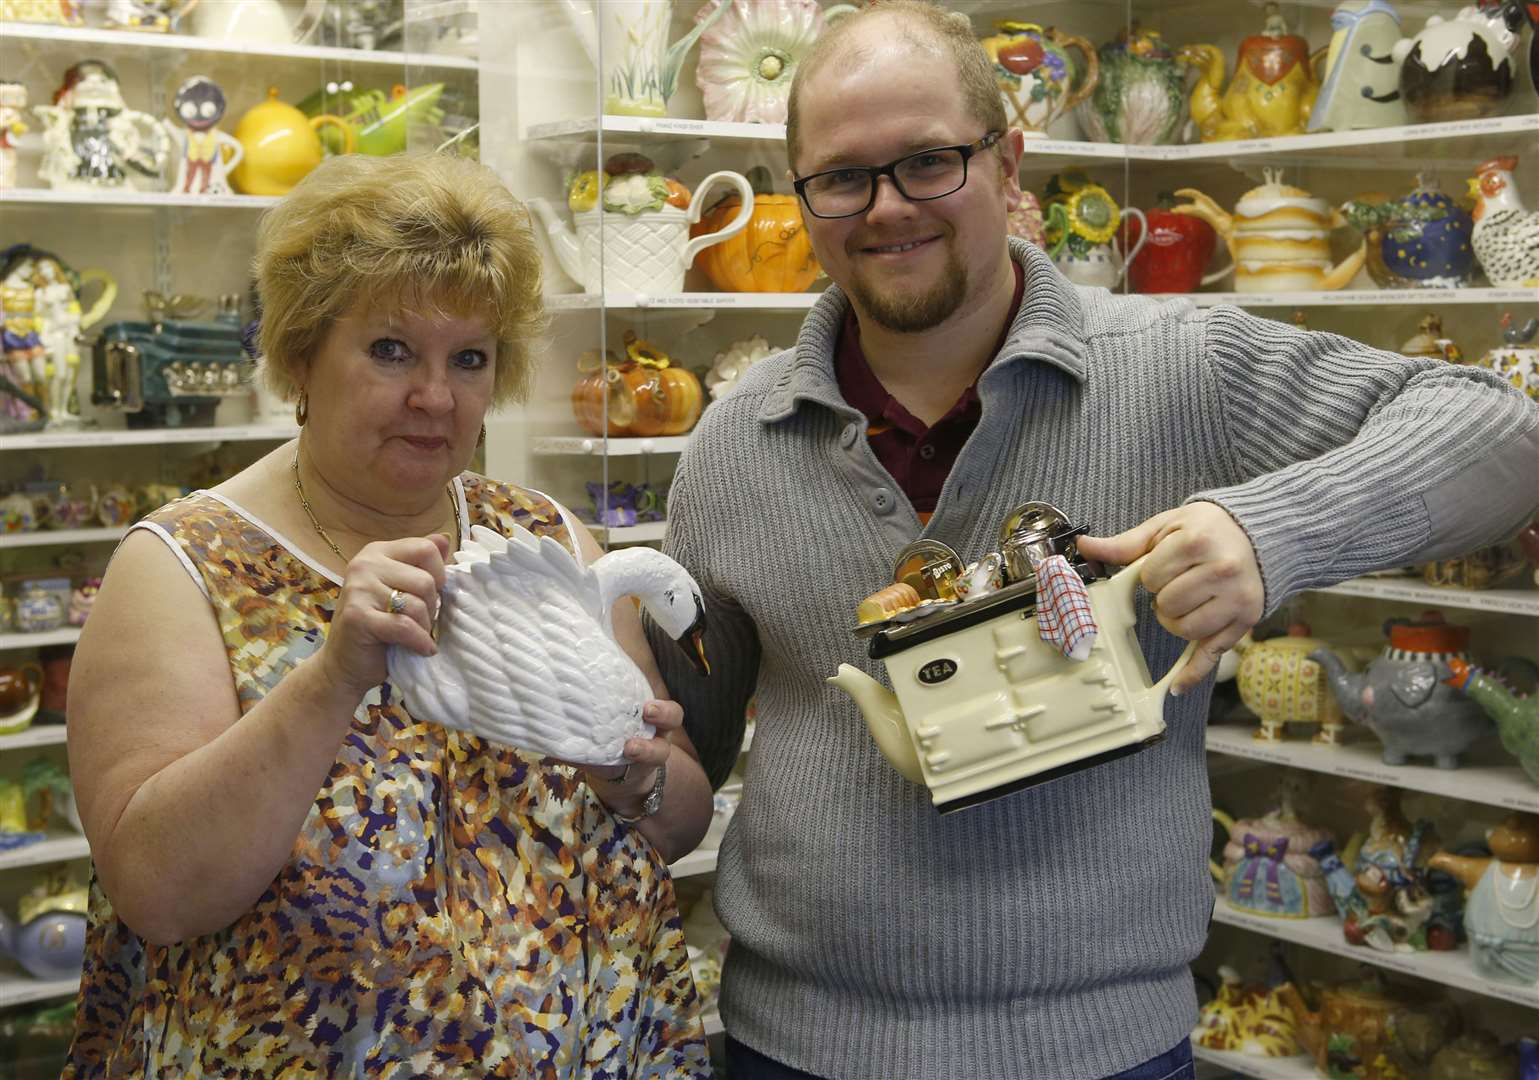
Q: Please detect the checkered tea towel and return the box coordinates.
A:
[1036,554,1098,661]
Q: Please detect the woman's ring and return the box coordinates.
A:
[388,589,408,615]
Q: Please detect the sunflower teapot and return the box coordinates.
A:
[1043,173,1148,289]
[1178,2,1323,141]
[1174,169,1367,292]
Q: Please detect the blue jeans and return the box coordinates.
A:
[724,1035,1195,1080]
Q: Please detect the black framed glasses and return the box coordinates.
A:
[793,131,1003,220]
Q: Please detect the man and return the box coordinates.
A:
[647,4,1539,1079]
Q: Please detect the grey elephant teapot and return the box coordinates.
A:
[1310,611,1492,769]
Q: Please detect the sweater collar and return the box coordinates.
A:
[757,238,1087,425]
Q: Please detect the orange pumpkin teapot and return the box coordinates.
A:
[570,330,704,438]
[691,166,821,293]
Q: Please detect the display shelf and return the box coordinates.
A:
[0,972,78,1009]
[0,835,89,872]
[0,423,297,451]
[0,20,478,70]
[1184,287,1539,310]
[672,846,718,880]
[1205,724,1539,815]
[0,188,280,210]
[592,522,667,545]
[0,628,81,652]
[531,435,690,457]
[0,527,129,550]
[1191,1047,1314,1080]
[0,726,68,753]
[1211,900,1539,1009]
[1130,113,1539,164]
[1311,576,1539,617]
[546,292,821,312]
[703,1011,723,1038]
[527,115,786,144]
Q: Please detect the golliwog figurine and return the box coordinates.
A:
[164,77,244,196]
[32,60,168,191]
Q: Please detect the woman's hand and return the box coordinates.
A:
[582,698,683,816]
[316,533,451,700]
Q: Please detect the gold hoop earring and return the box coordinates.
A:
[477,423,486,447]
[295,391,308,427]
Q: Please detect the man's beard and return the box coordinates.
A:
[848,242,969,334]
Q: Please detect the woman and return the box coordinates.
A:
[64,152,715,1078]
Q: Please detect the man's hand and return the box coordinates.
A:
[1076,502,1264,695]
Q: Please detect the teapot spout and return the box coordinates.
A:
[827,664,924,785]
[1427,851,1492,892]
[1171,188,1234,243]
[660,0,733,104]
[526,197,585,290]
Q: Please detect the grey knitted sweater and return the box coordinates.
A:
[648,239,1539,1080]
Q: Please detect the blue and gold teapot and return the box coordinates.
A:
[1342,174,1476,289]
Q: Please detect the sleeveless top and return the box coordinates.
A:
[63,473,711,1079]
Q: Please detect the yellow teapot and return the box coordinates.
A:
[1178,3,1323,141]
[229,87,353,197]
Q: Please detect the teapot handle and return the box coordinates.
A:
[310,114,356,155]
[1052,30,1100,112]
[76,270,117,332]
[683,171,756,267]
[1115,208,1149,284]
[1210,808,1236,883]
[1105,555,1201,698]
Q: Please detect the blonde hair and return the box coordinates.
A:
[252,153,544,407]
[786,0,1007,173]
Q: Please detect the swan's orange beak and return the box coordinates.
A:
[681,599,710,677]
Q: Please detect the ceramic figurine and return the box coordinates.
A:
[0,82,27,189]
[105,0,197,32]
[1178,3,1320,142]
[163,77,243,197]
[1042,172,1147,289]
[1,247,116,429]
[1309,1,1410,133]
[1445,656,1539,785]
[1490,0,1539,95]
[1399,313,1464,363]
[66,578,99,628]
[1430,1031,1520,1080]
[1341,174,1475,289]
[1395,4,1521,122]
[0,0,82,25]
[693,0,836,125]
[229,88,353,197]
[0,663,42,736]
[1212,778,1337,919]
[386,523,708,764]
[1313,611,1493,768]
[1123,196,1225,294]
[33,60,168,191]
[978,21,1099,138]
[1480,312,1539,402]
[1175,170,1366,293]
[1228,625,1368,745]
[1278,971,1460,1079]
[14,584,63,634]
[828,504,1199,812]
[306,83,446,158]
[1430,813,1539,986]
[1312,787,1459,952]
[705,335,778,401]
[530,155,754,295]
[1191,965,1300,1056]
[558,0,730,117]
[1075,26,1192,145]
[571,329,703,437]
[1470,156,1539,288]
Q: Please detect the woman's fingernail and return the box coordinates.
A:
[643,704,659,719]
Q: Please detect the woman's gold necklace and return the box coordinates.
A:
[291,454,459,563]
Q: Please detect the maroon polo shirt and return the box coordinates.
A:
[835,261,1025,524]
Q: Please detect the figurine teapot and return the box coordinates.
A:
[1211,778,1338,919]
[1429,812,1539,986]
[1178,3,1323,141]
[1445,657,1539,786]
[1341,174,1475,289]
[1311,611,1492,768]
[1277,971,1460,1078]
[978,21,1099,138]
[1308,1,1411,133]
[827,504,1197,812]
[1396,4,1522,123]
[558,0,731,117]
[0,662,42,736]
[1042,173,1147,289]
[1174,169,1366,293]
[529,170,754,296]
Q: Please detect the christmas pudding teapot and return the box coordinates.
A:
[1174,169,1366,293]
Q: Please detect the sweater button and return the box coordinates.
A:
[918,443,936,461]
[872,487,893,514]
[841,423,860,449]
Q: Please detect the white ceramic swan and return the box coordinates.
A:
[386,522,708,764]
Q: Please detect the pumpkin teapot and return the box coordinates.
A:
[570,329,703,438]
[978,21,1098,138]
[1174,169,1366,293]
[692,166,821,293]
[229,88,353,196]
[1178,3,1323,141]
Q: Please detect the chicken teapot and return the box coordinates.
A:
[529,170,754,296]
[1174,169,1366,293]
[558,0,731,118]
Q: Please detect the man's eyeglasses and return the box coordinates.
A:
[793,131,1003,220]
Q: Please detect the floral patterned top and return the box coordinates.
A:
[63,473,711,1079]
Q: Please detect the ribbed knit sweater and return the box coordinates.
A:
[647,239,1539,1080]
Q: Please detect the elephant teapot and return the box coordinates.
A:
[1174,169,1366,293]
[558,0,731,117]
[530,168,754,296]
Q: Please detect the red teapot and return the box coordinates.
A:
[1123,196,1227,294]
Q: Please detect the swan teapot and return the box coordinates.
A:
[828,505,1197,812]
[386,522,708,765]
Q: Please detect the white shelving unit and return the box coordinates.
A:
[0,527,129,550]
[0,727,68,753]
[0,836,90,873]
[1192,1047,1315,1080]
[546,292,821,312]
[0,629,82,652]
[591,522,668,545]
[0,973,79,1010]
[0,188,279,210]
[0,424,297,452]
[530,435,690,457]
